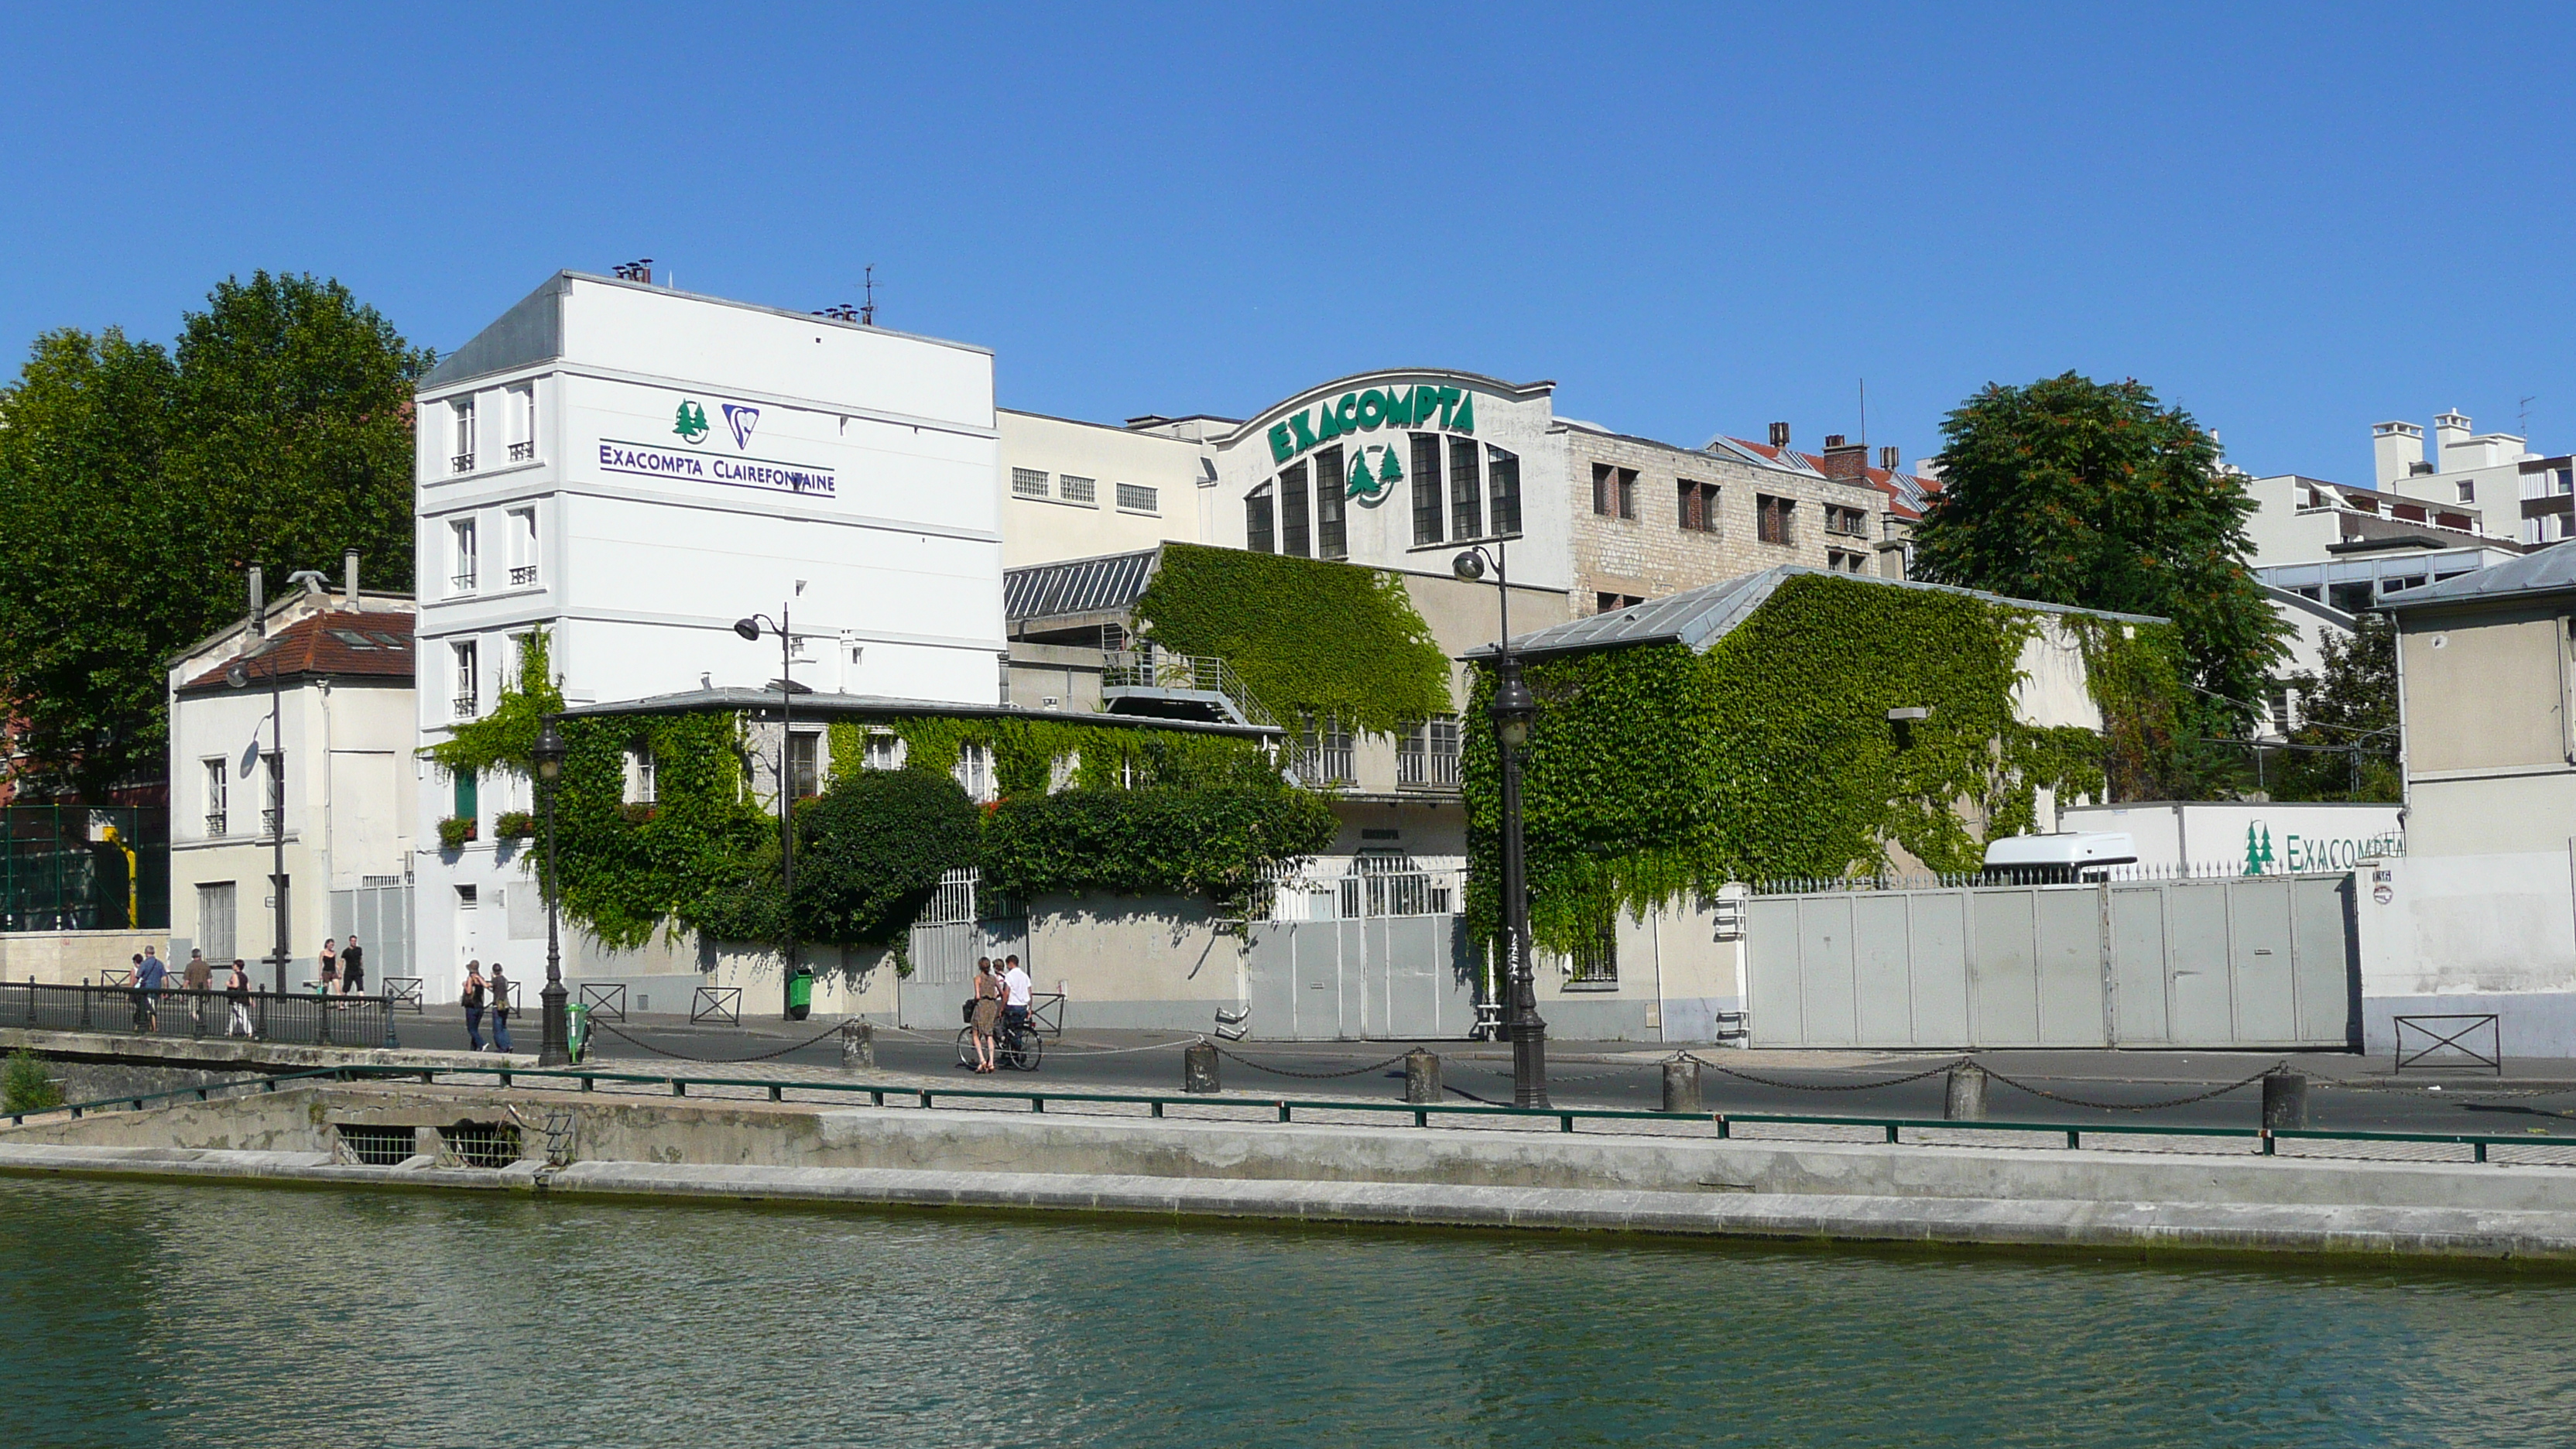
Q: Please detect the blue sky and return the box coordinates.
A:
[5,2,2572,481]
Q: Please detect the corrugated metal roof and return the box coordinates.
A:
[2377,543,2576,609]
[1466,566,2166,660]
[1002,548,1161,623]
[553,687,1274,736]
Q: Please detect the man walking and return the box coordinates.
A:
[340,934,365,996]
[488,963,515,1053]
[183,948,211,1029]
[133,947,167,1033]
[225,959,254,1038]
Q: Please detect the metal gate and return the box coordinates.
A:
[1245,868,1475,1040]
[1744,873,2356,1050]
[330,878,413,987]
[897,869,1027,1029]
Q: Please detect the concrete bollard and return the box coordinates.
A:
[1184,1041,1221,1094]
[1662,1057,1703,1115]
[2261,1070,2308,1131]
[1404,1048,1442,1105]
[838,1019,875,1072]
[1944,1062,1989,1122]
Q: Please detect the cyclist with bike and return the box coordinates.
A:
[1000,954,1033,1050]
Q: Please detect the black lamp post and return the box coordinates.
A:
[1454,543,1548,1109]
[732,609,811,1019]
[532,716,570,1066]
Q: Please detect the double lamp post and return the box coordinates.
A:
[1453,543,1547,1111]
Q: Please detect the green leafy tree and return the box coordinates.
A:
[1913,372,2283,720]
[3,1048,61,1115]
[2273,613,2401,802]
[791,769,980,947]
[0,272,428,796]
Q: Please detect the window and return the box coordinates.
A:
[1825,505,1869,537]
[262,751,284,836]
[507,385,536,462]
[1280,461,1312,557]
[1567,920,1617,987]
[1314,446,1348,559]
[203,759,228,837]
[1828,549,1869,573]
[2328,581,2374,613]
[1116,482,1158,512]
[1246,482,1276,553]
[2458,480,2476,503]
[953,742,995,802]
[624,746,656,805]
[1591,463,1638,519]
[197,882,236,962]
[1757,495,1796,546]
[450,397,476,474]
[1596,591,1646,614]
[1487,446,1522,536]
[1448,437,1482,539]
[863,730,904,771]
[1294,715,1355,786]
[1010,468,1050,499]
[507,508,538,587]
[453,767,478,824]
[451,640,479,719]
[1397,716,1462,789]
[788,731,820,800]
[449,518,478,594]
[1678,479,1720,533]
[1059,474,1098,505]
[1410,434,1444,546]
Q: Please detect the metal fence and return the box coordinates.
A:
[1101,647,1278,729]
[1751,860,2311,894]
[0,981,396,1047]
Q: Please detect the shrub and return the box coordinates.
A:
[790,769,981,947]
[3,1049,62,1115]
[981,786,1336,904]
[437,816,478,849]
[494,810,536,840]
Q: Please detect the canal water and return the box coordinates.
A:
[5,1177,2574,1447]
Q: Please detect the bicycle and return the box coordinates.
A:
[955,1011,1045,1072]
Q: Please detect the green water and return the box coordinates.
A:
[5,1178,2574,1447]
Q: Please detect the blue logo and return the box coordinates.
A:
[723,403,761,450]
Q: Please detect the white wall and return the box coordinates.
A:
[2059,802,2406,874]
[2355,849,2576,1056]
[998,410,1208,566]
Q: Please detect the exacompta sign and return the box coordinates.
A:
[1266,385,1475,465]
[597,440,836,497]
[2241,821,2406,875]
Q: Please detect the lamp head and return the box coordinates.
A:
[731,618,762,642]
[532,718,568,782]
[1451,550,1485,581]
[224,663,249,690]
[1491,670,1536,749]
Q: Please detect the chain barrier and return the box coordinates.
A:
[587,1016,851,1065]
[1212,1046,1414,1081]
[1971,1060,2286,1112]
[1682,1053,1969,1093]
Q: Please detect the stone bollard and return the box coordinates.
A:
[1944,1062,1989,1122]
[1184,1041,1221,1094]
[1404,1048,1442,1105]
[1662,1057,1704,1115]
[2261,1070,2308,1132]
[838,1019,875,1072]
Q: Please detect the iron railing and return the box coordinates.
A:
[509,564,538,586]
[507,440,535,463]
[1101,648,1278,729]
[0,981,396,1047]
[1749,861,2365,894]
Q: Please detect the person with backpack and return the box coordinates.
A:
[225,959,255,1038]
[488,964,515,1053]
[461,961,488,1051]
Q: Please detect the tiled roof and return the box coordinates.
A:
[1003,548,1160,623]
[177,611,415,692]
[1726,438,1941,522]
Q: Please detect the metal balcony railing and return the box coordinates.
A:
[509,564,538,586]
[508,440,535,462]
[450,452,474,474]
[1102,648,1277,729]
[450,570,477,593]
[204,812,227,838]
[452,694,478,720]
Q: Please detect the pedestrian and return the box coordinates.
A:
[319,938,338,996]
[340,935,365,996]
[134,948,167,1033]
[969,958,999,1073]
[183,948,211,1029]
[461,961,488,1051]
[225,959,255,1037]
[1000,953,1033,1051]
[488,964,515,1053]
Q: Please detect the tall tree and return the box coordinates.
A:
[0,272,429,797]
[2273,613,2402,802]
[1913,371,2287,719]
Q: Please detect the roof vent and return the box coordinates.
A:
[1878,446,1900,471]
[1767,422,1790,450]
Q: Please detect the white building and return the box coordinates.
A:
[2376,411,2576,546]
[410,270,1002,1002]
[166,561,419,990]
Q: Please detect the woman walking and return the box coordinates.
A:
[969,958,1000,1073]
[318,939,338,997]
[461,961,487,1052]
[225,959,254,1038]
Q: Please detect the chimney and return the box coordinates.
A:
[2372,421,2425,488]
[344,548,360,610]
[2434,409,2474,468]
[1767,421,1790,450]
[1819,433,1870,481]
[1878,445,1900,472]
[247,565,265,639]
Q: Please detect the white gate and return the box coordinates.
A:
[1244,866,1475,1040]
[897,869,1026,1029]
[330,878,413,987]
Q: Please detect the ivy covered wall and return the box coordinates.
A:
[1461,574,2184,952]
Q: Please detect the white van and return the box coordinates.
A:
[1981,831,2139,884]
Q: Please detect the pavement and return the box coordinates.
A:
[377,1005,2576,1139]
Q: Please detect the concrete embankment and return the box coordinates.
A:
[0,1026,530,1074]
[6,1082,2576,1265]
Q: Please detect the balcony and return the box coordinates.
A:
[509,564,539,587]
[450,571,477,594]
[452,694,478,720]
[1101,648,1277,729]
[450,452,474,474]
[261,807,281,838]
[508,440,535,462]
[204,812,227,838]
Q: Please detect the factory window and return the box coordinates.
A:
[1280,461,1311,557]
[1314,447,1348,560]
[1246,481,1276,553]
[1757,495,1796,546]
[1116,482,1158,513]
[1592,464,1637,519]
[1678,480,1720,533]
[1487,446,1522,537]
[1010,468,1050,499]
[1059,474,1098,505]
[1448,437,1483,539]
[1410,434,1444,546]
[450,396,476,474]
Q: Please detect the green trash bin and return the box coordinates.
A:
[566,1002,589,1063]
[786,965,814,1022]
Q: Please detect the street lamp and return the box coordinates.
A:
[1454,543,1549,1109]
[224,642,289,995]
[532,716,570,1066]
[733,609,814,1019]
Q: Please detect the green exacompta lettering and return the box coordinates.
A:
[1287,411,1319,452]
[1268,423,1296,464]
[1357,389,1386,429]
[1266,385,1476,468]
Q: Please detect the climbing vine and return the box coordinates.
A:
[1131,542,1454,735]
[1462,574,2186,953]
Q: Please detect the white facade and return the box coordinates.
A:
[2057,801,2404,875]
[997,410,1218,567]
[2373,411,2576,547]
[411,272,1003,1001]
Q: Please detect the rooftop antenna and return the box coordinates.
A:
[2522,395,2537,440]
[860,264,877,327]
[1858,378,1869,452]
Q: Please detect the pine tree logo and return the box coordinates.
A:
[673,400,711,444]
[1347,444,1399,501]
[2243,823,2275,875]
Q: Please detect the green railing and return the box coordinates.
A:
[12,1064,2564,1165]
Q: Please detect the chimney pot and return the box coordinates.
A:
[344,548,360,610]
[1879,446,1900,471]
[1823,434,1848,449]
[1767,421,1790,450]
